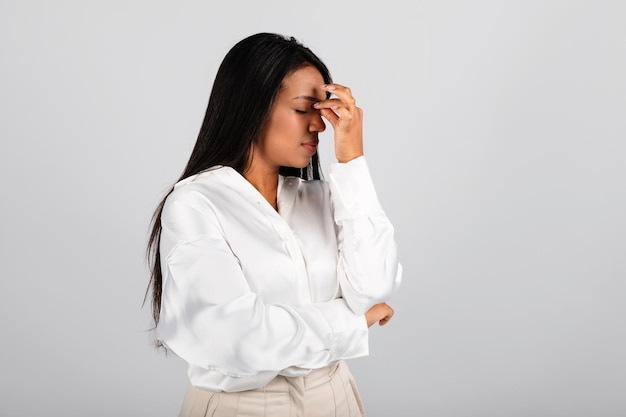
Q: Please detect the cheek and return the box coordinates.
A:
[277,116,304,138]
[289,119,306,135]
[270,108,308,140]
[292,114,311,132]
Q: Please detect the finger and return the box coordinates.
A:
[321,84,357,108]
[329,105,354,123]
[319,107,339,127]
[379,315,391,326]
[313,98,345,112]
[381,306,394,325]
[315,100,355,123]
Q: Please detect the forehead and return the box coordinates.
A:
[281,65,325,95]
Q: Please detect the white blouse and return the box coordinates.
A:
[157,156,402,392]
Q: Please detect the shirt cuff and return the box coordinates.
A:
[313,298,369,361]
[327,156,384,221]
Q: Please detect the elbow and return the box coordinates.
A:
[342,262,403,315]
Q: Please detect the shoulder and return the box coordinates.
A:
[163,166,233,218]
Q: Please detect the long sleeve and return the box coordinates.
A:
[156,184,368,389]
[328,156,403,314]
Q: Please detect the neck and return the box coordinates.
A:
[243,163,279,210]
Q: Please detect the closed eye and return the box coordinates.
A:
[295,109,307,114]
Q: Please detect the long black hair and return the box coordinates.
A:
[145,33,333,335]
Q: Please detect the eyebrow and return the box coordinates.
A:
[292,95,320,102]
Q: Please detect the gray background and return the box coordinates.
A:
[1,1,625,416]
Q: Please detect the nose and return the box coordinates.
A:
[309,113,326,133]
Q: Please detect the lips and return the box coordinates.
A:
[301,141,318,154]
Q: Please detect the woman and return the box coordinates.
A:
[146,32,402,416]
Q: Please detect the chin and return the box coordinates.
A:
[280,159,311,173]
[284,164,309,170]
[292,158,313,169]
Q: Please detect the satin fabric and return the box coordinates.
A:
[157,156,402,392]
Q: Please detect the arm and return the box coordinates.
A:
[156,190,368,377]
[329,157,403,314]
[315,83,403,315]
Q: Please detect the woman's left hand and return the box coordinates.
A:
[365,302,395,327]
[314,83,364,163]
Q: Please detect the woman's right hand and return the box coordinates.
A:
[365,302,394,327]
[315,83,364,164]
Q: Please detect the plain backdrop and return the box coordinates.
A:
[1,1,625,416]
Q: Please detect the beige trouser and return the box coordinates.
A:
[178,361,366,417]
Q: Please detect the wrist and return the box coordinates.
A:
[336,152,364,164]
